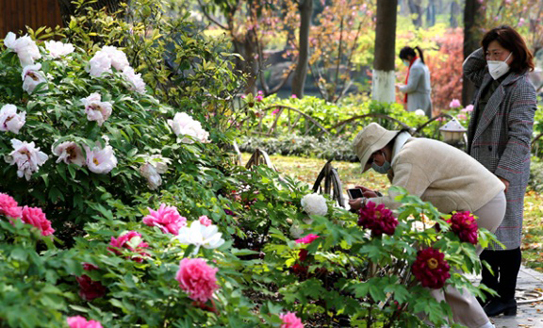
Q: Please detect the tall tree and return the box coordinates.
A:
[291,0,313,98]
[372,0,397,103]
[407,0,423,28]
[449,1,459,28]
[57,0,125,25]
[462,0,482,106]
[426,0,436,27]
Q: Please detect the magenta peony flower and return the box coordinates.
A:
[199,215,212,227]
[447,211,478,245]
[255,95,263,102]
[411,247,451,289]
[295,234,319,244]
[66,316,103,328]
[280,312,304,328]
[76,275,107,301]
[143,204,186,234]
[0,193,22,218]
[108,231,149,262]
[20,206,54,236]
[291,94,298,99]
[176,258,219,303]
[357,201,398,236]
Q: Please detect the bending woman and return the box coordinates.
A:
[396,46,433,117]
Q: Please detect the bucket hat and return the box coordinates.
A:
[352,123,398,171]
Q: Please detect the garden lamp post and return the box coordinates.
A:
[439,117,467,149]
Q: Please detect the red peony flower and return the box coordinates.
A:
[447,211,478,245]
[176,258,219,303]
[0,193,22,218]
[108,231,149,262]
[76,263,106,301]
[20,206,54,236]
[412,247,451,289]
[357,201,398,236]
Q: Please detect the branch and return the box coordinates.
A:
[197,0,229,30]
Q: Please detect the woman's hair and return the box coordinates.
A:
[482,25,535,73]
[399,46,425,64]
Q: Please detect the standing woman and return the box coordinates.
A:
[463,25,537,317]
[396,46,433,117]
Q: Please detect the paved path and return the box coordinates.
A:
[471,266,543,328]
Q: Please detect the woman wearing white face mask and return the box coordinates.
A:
[463,25,537,317]
[349,123,506,328]
[395,46,433,118]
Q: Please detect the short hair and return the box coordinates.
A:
[481,25,535,73]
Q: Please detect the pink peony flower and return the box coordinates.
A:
[108,231,149,262]
[411,247,451,289]
[280,312,304,328]
[357,201,398,236]
[143,204,187,234]
[256,95,263,102]
[176,258,219,303]
[6,138,49,180]
[257,90,263,95]
[291,94,298,99]
[0,193,22,218]
[272,108,280,115]
[67,316,103,328]
[518,18,525,27]
[295,234,319,244]
[449,99,461,108]
[52,141,85,166]
[461,104,474,113]
[20,206,54,236]
[457,114,467,120]
[447,211,478,245]
[167,112,210,144]
[0,104,26,134]
[199,215,212,227]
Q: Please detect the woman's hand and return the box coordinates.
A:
[355,185,379,198]
[348,197,364,211]
[498,176,510,193]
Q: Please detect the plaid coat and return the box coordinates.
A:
[463,48,537,250]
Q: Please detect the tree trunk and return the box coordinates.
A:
[292,0,313,98]
[372,0,397,103]
[57,0,125,25]
[407,0,422,28]
[450,1,459,28]
[244,29,259,95]
[426,0,436,27]
[462,0,482,106]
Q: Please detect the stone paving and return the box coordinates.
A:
[472,266,543,328]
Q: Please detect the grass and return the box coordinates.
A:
[242,152,543,272]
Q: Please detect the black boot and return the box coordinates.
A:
[484,298,517,317]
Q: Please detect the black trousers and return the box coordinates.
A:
[480,247,522,301]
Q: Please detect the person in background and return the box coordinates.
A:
[349,123,505,328]
[396,46,433,118]
[463,25,537,317]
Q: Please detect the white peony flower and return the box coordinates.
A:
[175,220,225,254]
[121,67,146,94]
[84,143,117,174]
[167,112,210,144]
[290,224,304,239]
[4,32,41,66]
[88,51,112,77]
[81,93,113,126]
[44,40,74,58]
[139,163,162,190]
[52,141,85,166]
[5,139,48,180]
[414,109,426,116]
[101,46,129,71]
[300,193,328,216]
[0,104,25,134]
[148,154,169,174]
[87,46,129,77]
[22,64,47,94]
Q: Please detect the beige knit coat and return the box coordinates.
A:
[368,137,505,214]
